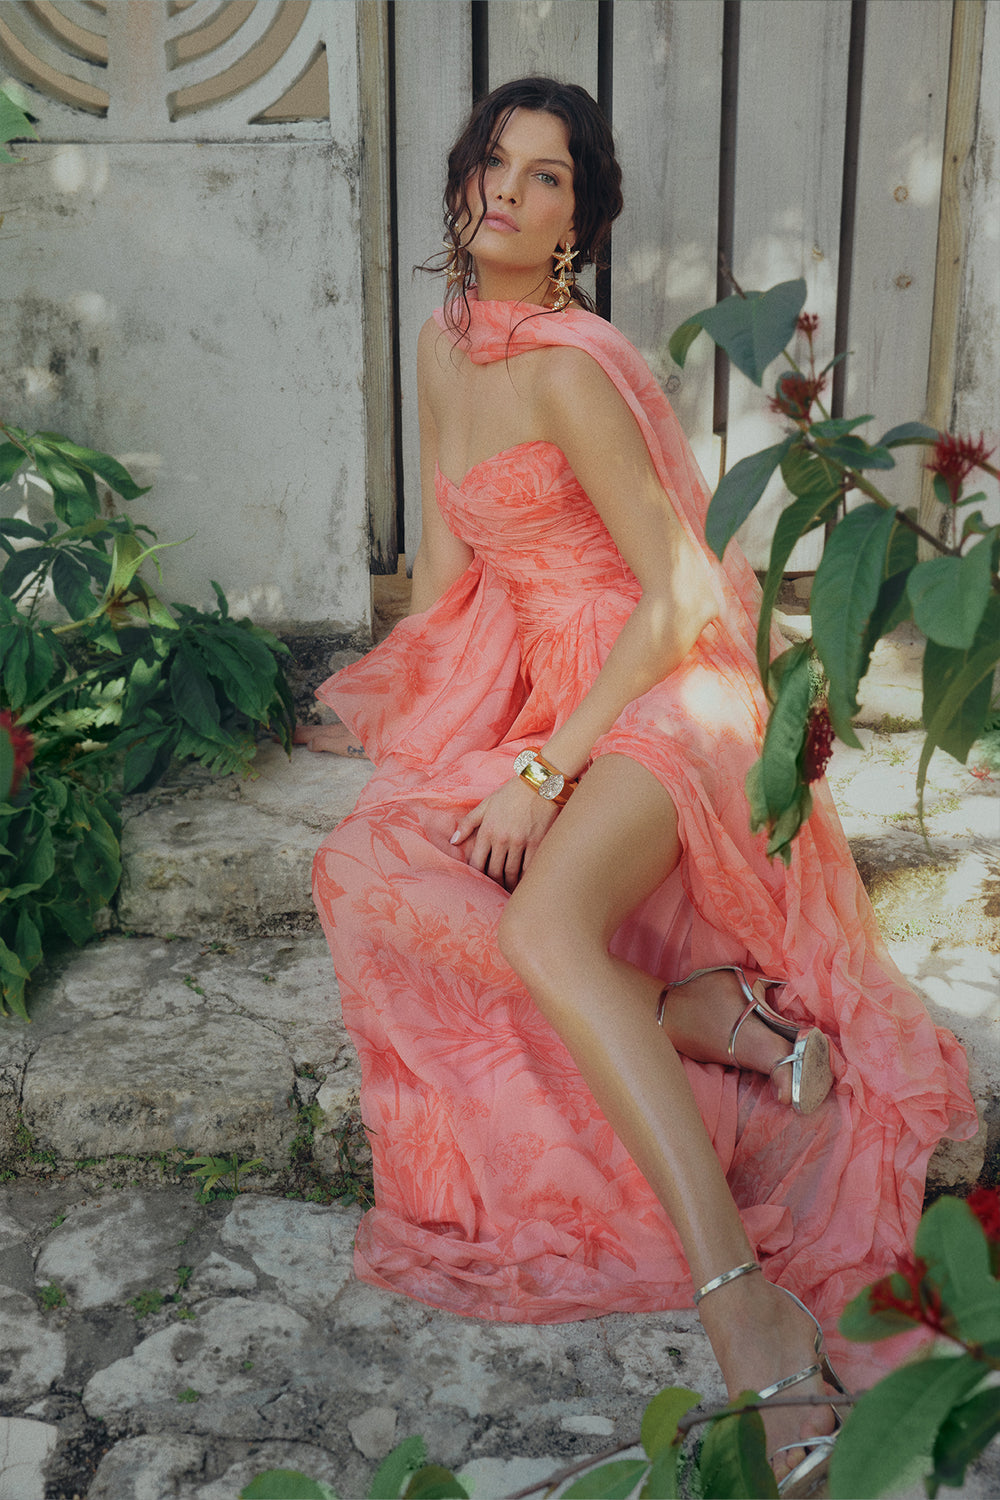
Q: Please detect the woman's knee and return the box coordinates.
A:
[498,886,600,1005]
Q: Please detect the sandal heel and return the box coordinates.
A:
[658,965,833,1116]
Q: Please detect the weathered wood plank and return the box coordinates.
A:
[726,0,852,570]
[923,0,998,534]
[358,0,398,574]
[487,0,600,93]
[844,0,952,527]
[395,1,473,567]
[952,0,1000,529]
[612,0,724,483]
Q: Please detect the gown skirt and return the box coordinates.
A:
[311,297,976,1385]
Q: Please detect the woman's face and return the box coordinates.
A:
[464,108,576,287]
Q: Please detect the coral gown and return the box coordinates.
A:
[312,296,975,1383]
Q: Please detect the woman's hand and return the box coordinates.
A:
[450,777,560,891]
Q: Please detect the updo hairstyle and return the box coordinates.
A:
[440,76,623,323]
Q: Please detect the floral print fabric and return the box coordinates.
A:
[312,298,975,1384]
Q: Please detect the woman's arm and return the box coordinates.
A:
[409,319,474,615]
[536,345,719,778]
[452,344,718,887]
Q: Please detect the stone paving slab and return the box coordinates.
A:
[0,936,358,1175]
[2,1182,999,1500]
[116,750,373,939]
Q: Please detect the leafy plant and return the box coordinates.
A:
[670,277,999,861]
[181,1150,264,1201]
[240,1190,1000,1499]
[129,1288,166,1319]
[36,1281,67,1312]
[1,85,294,1018]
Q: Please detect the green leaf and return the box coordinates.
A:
[931,1386,1000,1493]
[15,908,43,974]
[915,1196,1000,1346]
[69,790,121,906]
[879,421,939,448]
[706,438,795,560]
[667,316,705,370]
[240,1471,338,1500]
[1,545,51,600]
[809,416,873,438]
[0,517,49,544]
[641,1386,701,1459]
[699,1403,778,1500]
[0,933,33,1019]
[368,1436,428,1499]
[34,434,150,501]
[18,818,55,890]
[745,646,816,863]
[49,899,96,946]
[811,503,897,745]
[0,86,37,160]
[906,537,993,650]
[757,644,814,814]
[564,1460,650,1499]
[189,625,277,723]
[686,279,807,386]
[919,594,1000,776]
[170,647,222,739]
[51,552,98,621]
[829,1355,986,1500]
[31,446,99,527]
[756,450,841,678]
[123,729,176,795]
[640,1446,681,1499]
[401,1466,469,1499]
[819,434,895,470]
[0,442,29,486]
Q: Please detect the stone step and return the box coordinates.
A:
[0,929,989,1198]
[0,936,361,1189]
[116,744,373,939]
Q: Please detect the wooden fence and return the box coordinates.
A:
[377,0,998,575]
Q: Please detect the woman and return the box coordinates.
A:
[304,78,975,1491]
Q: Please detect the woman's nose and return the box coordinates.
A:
[494,168,518,202]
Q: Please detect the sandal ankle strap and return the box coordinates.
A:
[693,1259,761,1305]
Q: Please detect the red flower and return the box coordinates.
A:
[1,709,34,797]
[925,431,995,505]
[869,1254,947,1333]
[796,312,820,339]
[802,702,835,784]
[769,370,827,421]
[967,1186,1000,1243]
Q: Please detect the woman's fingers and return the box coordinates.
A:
[450,801,486,848]
[292,723,365,757]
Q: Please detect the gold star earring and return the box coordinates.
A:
[549,244,578,310]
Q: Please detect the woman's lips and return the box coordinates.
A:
[483,212,518,232]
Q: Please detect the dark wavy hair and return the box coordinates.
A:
[436,77,623,330]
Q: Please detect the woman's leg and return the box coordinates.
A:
[498,753,834,1478]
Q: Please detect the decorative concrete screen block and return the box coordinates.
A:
[0,1,370,633]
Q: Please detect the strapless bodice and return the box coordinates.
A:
[435,440,638,651]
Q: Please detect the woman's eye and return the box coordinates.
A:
[537,172,558,186]
[485,155,501,168]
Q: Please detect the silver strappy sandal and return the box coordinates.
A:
[657,964,834,1115]
[694,1260,847,1497]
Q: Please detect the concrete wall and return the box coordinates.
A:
[0,0,370,636]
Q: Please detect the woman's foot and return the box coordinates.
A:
[695,1268,839,1488]
[656,968,833,1113]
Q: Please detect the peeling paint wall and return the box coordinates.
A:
[0,1,369,634]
